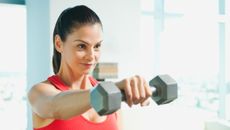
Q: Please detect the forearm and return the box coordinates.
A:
[35,89,91,120]
[53,89,92,119]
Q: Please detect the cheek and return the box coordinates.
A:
[73,52,84,60]
[95,52,101,60]
[64,50,80,63]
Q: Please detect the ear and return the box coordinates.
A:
[54,35,64,53]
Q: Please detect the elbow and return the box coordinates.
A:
[36,107,69,120]
[34,103,68,120]
[52,110,68,120]
[52,111,63,119]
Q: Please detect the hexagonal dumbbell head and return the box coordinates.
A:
[149,74,178,105]
[90,82,122,116]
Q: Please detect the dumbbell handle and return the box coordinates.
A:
[121,86,157,101]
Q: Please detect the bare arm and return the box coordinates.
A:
[28,81,91,120]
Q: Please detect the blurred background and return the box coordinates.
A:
[0,0,229,130]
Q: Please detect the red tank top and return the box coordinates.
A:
[34,75,119,130]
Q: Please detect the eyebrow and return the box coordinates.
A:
[74,39,103,45]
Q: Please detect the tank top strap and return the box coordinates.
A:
[48,75,69,91]
[88,76,98,87]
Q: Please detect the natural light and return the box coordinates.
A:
[0,3,27,130]
[0,1,229,130]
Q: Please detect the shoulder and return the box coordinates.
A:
[28,80,56,95]
[27,80,60,104]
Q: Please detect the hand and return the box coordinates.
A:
[115,75,152,107]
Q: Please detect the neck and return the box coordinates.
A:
[56,70,90,90]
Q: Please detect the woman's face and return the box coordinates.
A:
[58,23,103,75]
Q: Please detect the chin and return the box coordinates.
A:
[82,70,91,75]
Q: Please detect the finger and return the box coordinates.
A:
[140,80,152,105]
[140,98,151,106]
[123,79,133,107]
[144,80,152,97]
[130,77,140,104]
[135,75,146,103]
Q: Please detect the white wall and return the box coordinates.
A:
[50,0,141,80]
[122,102,220,130]
[205,119,230,130]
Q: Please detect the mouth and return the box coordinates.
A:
[82,63,95,69]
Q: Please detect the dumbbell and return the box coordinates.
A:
[90,74,178,116]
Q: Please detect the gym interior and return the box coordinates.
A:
[0,0,229,130]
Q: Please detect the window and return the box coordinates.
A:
[0,3,27,130]
[141,0,230,121]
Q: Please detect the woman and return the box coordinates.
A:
[27,5,152,130]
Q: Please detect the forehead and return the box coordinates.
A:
[68,24,103,40]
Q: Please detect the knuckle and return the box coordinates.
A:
[130,79,135,86]
[124,79,129,85]
[131,77,137,83]
[135,75,144,83]
[133,95,140,101]
[146,91,152,97]
[135,75,142,80]
[140,93,146,99]
[126,93,132,99]
[143,80,148,87]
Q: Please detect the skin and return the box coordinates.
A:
[27,23,152,129]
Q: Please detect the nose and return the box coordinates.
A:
[85,48,94,61]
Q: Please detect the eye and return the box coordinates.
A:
[77,44,86,49]
[94,43,101,50]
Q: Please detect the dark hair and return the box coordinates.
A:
[52,5,102,74]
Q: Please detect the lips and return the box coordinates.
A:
[82,63,94,68]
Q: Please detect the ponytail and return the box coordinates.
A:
[52,48,61,74]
